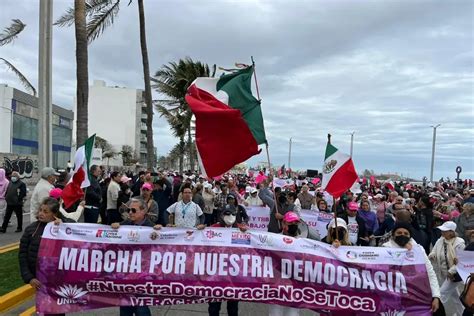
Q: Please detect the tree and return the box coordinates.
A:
[120,145,134,165]
[55,0,155,169]
[94,135,112,153]
[0,19,36,95]
[74,0,89,146]
[152,57,215,172]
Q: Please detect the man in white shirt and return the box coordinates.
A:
[106,171,122,224]
[166,185,205,229]
[30,167,59,222]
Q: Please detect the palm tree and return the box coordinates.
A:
[0,19,36,96]
[55,0,155,169]
[152,57,215,172]
[74,0,89,146]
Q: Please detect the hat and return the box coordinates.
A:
[120,175,132,183]
[222,204,236,215]
[283,211,300,223]
[251,188,258,194]
[347,201,359,211]
[374,194,383,199]
[49,188,62,199]
[204,183,212,190]
[469,188,474,194]
[437,221,457,232]
[328,218,347,230]
[141,183,153,191]
[41,167,60,178]
[227,194,236,200]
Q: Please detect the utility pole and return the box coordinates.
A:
[38,0,53,169]
[350,131,355,158]
[430,124,441,182]
[288,137,292,171]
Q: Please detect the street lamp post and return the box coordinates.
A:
[288,137,292,171]
[350,131,355,158]
[430,124,441,182]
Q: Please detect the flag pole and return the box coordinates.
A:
[327,133,339,241]
[252,56,280,230]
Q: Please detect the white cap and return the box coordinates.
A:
[251,188,258,194]
[437,221,456,232]
[328,218,347,230]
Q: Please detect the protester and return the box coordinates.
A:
[225,194,249,225]
[287,192,302,216]
[322,218,352,247]
[208,204,247,316]
[456,202,474,244]
[429,221,465,316]
[340,201,368,246]
[30,167,59,222]
[374,203,395,245]
[165,185,205,229]
[111,198,154,316]
[152,177,172,226]
[244,188,262,206]
[117,175,132,214]
[414,196,435,254]
[84,165,102,223]
[358,200,378,245]
[192,183,206,215]
[106,171,121,224]
[259,180,291,233]
[202,183,216,225]
[131,171,146,197]
[0,168,9,225]
[140,183,159,223]
[19,197,74,316]
[269,211,302,316]
[383,222,441,313]
[214,183,229,221]
[0,171,26,233]
[297,184,313,209]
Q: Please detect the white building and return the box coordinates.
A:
[74,80,150,165]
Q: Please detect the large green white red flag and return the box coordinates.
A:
[321,139,358,198]
[185,66,266,178]
[62,134,95,209]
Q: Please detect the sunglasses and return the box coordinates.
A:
[128,208,139,214]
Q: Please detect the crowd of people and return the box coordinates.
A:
[0,165,473,316]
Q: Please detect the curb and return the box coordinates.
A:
[19,306,36,316]
[0,242,20,254]
[0,284,35,312]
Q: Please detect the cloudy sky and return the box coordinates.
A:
[1,0,473,180]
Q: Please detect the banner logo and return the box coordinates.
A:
[96,229,122,239]
[205,230,223,239]
[346,250,357,260]
[231,232,251,245]
[323,159,337,174]
[55,284,88,305]
[50,225,60,237]
[128,230,140,242]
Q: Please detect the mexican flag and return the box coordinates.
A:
[185,66,266,178]
[321,140,358,198]
[62,134,95,209]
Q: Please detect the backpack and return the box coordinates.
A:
[460,273,474,313]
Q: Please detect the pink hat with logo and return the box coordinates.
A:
[283,212,300,223]
[49,188,63,200]
[348,201,359,211]
[141,182,153,191]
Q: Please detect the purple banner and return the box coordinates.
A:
[37,223,432,314]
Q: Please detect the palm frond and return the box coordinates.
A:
[0,58,36,96]
[87,0,121,42]
[54,0,115,27]
[0,19,26,46]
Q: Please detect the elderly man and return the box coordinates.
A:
[111,198,154,316]
[297,184,313,209]
[165,184,205,229]
[30,167,59,222]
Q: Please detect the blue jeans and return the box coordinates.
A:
[119,306,151,316]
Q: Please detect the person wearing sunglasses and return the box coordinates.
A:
[322,217,352,248]
[111,197,158,316]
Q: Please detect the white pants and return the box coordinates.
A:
[269,305,300,316]
[440,279,463,316]
[0,200,6,222]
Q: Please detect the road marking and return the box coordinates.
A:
[19,305,36,316]
[0,242,19,254]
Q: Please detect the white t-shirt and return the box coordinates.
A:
[347,216,359,245]
[167,200,203,228]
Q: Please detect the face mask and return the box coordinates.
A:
[223,215,236,226]
[287,224,298,236]
[11,177,18,182]
[394,235,410,247]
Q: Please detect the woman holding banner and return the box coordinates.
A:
[383,222,441,314]
[322,218,352,247]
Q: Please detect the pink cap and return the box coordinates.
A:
[49,188,63,199]
[142,182,153,191]
[283,211,300,223]
[348,201,359,211]
[120,175,132,183]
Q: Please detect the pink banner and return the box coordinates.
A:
[37,223,432,315]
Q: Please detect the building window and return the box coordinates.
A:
[12,114,38,142]
[12,145,38,155]
[53,126,72,147]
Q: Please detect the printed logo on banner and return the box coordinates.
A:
[150,231,159,241]
[65,228,94,236]
[282,237,294,244]
[96,229,122,239]
[380,310,407,316]
[184,230,195,241]
[204,230,223,240]
[386,250,415,261]
[128,230,140,242]
[65,227,72,235]
[55,284,88,305]
[50,224,60,237]
[149,231,179,241]
[346,250,358,260]
[357,251,380,261]
[254,234,275,247]
[301,243,324,251]
[231,231,251,245]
